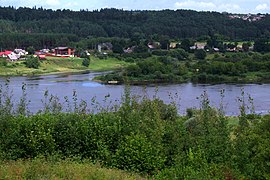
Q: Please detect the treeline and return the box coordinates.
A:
[0,33,79,49]
[0,84,269,179]
[0,6,270,49]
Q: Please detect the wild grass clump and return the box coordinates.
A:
[0,80,269,179]
[0,158,143,180]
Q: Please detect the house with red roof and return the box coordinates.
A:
[0,50,13,58]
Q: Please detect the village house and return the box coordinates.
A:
[0,50,13,58]
[34,51,47,60]
[189,43,206,50]
[124,46,136,53]
[53,47,75,57]
[14,49,28,56]
[170,42,178,49]
[8,53,20,62]
[98,42,113,53]
[147,42,160,52]
[0,50,22,61]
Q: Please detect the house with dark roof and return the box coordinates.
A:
[147,42,160,52]
[53,47,75,57]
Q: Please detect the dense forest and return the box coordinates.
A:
[0,6,270,49]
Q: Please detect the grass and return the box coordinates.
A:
[89,57,130,72]
[227,116,239,126]
[0,159,144,180]
[0,56,130,76]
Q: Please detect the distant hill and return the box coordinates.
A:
[0,7,269,49]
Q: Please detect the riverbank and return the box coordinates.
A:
[94,71,270,85]
[93,52,270,85]
[0,57,130,77]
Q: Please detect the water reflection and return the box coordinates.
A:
[82,82,104,88]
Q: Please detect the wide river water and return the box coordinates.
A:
[0,72,269,115]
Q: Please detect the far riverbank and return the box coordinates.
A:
[0,56,130,77]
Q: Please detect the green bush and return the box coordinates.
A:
[25,56,40,69]
[82,58,90,67]
[194,49,207,60]
[152,50,169,56]
[114,133,165,174]
[0,59,7,67]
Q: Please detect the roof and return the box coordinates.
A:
[38,54,46,59]
[54,47,72,50]
[8,53,20,60]
[0,51,13,56]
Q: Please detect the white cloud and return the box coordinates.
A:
[46,0,60,6]
[175,0,242,12]
[218,4,241,12]
[175,1,216,10]
[255,3,269,11]
[65,2,79,8]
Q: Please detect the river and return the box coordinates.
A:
[0,72,269,115]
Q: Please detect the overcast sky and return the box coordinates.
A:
[1,0,270,13]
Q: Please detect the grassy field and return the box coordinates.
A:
[0,159,144,180]
[0,56,130,76]
[89,57,130,72]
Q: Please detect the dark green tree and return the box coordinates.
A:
[254,39,270,52]
[194,49,206,60]
[26,46,35,55]
[242,43,250,52]
[25,56,40,69]
[180,39,194,52]
[169,48,189,61]
[112,43,124,54]
[134,42,148,53]
[159,35,170,50]
[82,58,90,67]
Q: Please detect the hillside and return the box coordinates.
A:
[0,7,270,49]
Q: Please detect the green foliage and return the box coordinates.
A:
[254,38,270,53]
[152,50,168,56]
[114,133,165,174]
[0,58,7,67]
[25,56,40,69]
[82,58,90,67]
[194,49,207,60]
[98,50,270,84]
[26,46,35,55]
[0,158,143,180]
[242,42,251,52]
[134,43,148,53]
[0,7,269,50]
[125,64,141,77]
[179,39,195,52]
[159,35,170,50]
[169,48,189,60]
[112,42,124,54]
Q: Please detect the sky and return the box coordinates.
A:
[1,0,270,13]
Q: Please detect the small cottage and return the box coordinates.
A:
[54,47,75,57]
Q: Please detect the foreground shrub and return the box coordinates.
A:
[0,84,269,179]
[114,133,165,174]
